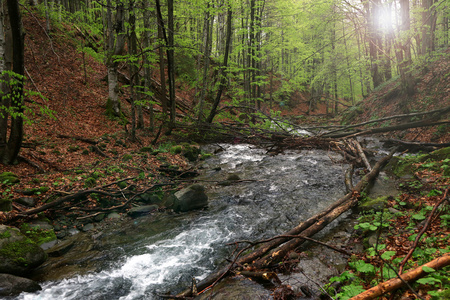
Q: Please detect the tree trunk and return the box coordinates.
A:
[105,0,125,116]
[0,0,24,165]
[206,6,232,124]
[167,0,176,132]
[128,0,138,141]
[197,4,212,123]
[142,0,154,131]
[398,0,414,96]
[349,253,450,300]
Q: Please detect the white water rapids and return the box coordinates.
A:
[16,144,348,300]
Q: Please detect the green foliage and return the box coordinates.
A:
[326,271,365,300]
[84,177,97,188]
[0,172,20,185]
[20,223,56,246]
[349,259,376,274]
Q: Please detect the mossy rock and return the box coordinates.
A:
[0,225,47,276]
[0,199,12,212]
[139,146,154,153]
[182,145,201,162]
[20,223,57,246]
[358,196,387,212]
[172,184,208,212]
[0,172,20,185]
[386,156,417,178]
[122,154,133,162]
[169,145,183,155]
[427,147,450,161]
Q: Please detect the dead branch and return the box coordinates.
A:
[349,253,450,300]
[320,106,450,136]
[345,164,354,193]
[229,234,351,256]
[398,188,449,274]
[18,155,45,173]
[328,119,450,139]
[352,139,372,171]
[14,177,137,217]
[383,139,450,152]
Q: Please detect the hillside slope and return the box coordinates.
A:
[347,48,450,143]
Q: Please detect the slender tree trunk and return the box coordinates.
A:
[128,0,138,141]
[105,0,125,116]
[0,0,10,162]
[167,0,176,132]
[206,6,232,123]
[197,4,212,123]
[443,3,448,46]
[143,0,154,131]
[0,0,24,165]
[342,24,354,104]
[398,0,414,96]
[155,0,170,126]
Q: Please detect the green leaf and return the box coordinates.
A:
[422,266,435,273]
[350,260,376,274]
[382,266,397,279]
[412,213,426,220]
[337,284,366,300]
[381,251,396,260]
[417,277,441,285]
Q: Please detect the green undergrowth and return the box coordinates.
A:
[324,150,450,300]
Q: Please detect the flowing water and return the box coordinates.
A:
[16,144,349,300]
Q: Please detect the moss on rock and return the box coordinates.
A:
[0,225,47,276]
[0,172,20,185]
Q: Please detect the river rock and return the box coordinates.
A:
[0,225,47,276]
[127,205,159,218]
[14,197,36,207]
[0,198,12,212]
[172,184,208,212]
[0,273,41,296]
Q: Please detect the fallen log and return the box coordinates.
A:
[349,253,450,300]
[353,139,372,171]
[177,149,396,297]
[325,119,450,139]
[320,105,450,137]
[383,139,450,152]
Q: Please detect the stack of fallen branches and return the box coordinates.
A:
[320,106,450,139]
[8,177,175,222]
[177,149,396,298]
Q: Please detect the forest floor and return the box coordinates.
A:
[0,7,449,300]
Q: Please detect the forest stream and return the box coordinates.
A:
[13,142,395,300]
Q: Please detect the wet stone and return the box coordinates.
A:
[0,273,41,296]
[14,197,36,207]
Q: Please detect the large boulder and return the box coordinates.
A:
[0,273,41,296]
[172,184,208,212]
[0,225,47,276]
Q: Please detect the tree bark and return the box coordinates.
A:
[349,253,450,300]
[105,0,125,116]
[206,7,232,124]
[0,0,24,165]
[167,0,176,132]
